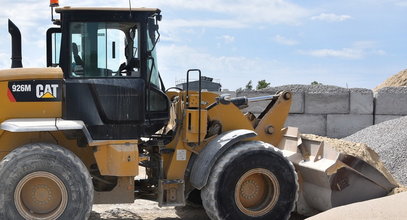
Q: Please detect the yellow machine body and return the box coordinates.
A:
[0,68,397,215]
[92,140,139,176]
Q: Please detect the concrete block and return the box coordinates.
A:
[241,91,270,113]
[375,87,407,115]
[263,90,304,113]
[327,114,373,138]
[285,114,326,136]
[350,88,373,114]
[305,92,350,114]
[289,92,305,113]
[374,114,405,124]
[263,86,306,113]
[245,105,266,114]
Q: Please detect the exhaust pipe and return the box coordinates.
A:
[8,19,22,68]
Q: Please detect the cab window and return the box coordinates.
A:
[70,22,139,77]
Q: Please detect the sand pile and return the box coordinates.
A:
[374,69,407,91]
[344,116,407,186]
[302,134,398,187]
[307,192,407,220]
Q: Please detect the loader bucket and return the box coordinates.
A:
[277,127,398,216]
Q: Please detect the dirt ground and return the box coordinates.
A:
[90,190,407,220]
[90,200,305,220]
[90,200,209,220]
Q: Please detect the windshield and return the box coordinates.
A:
[147,21,161,89]
[70,22,140,77]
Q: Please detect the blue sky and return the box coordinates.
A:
[0,0,406,90]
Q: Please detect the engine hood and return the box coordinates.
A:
[0,67,63,82]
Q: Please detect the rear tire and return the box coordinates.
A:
[0,143,93,220]
[201,141,298,220]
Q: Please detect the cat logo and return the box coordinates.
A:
[36,84,59,99]
[8,80,62,102]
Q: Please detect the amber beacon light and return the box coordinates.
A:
[50,0,59,7]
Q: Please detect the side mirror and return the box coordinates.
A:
[46,27,61,67]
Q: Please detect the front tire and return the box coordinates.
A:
[201,141,298,220]
[0,143,93,220]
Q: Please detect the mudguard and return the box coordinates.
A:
[189,129,257,190]
[0,118,93,143]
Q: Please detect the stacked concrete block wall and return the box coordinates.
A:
[374,87,407,124]
[237,85,406,138]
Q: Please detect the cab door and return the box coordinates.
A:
[62,22,146,140]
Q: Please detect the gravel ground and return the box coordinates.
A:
[90,200,209,220]
[344,116,407,185]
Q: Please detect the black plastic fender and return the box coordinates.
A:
[189,129,257,190]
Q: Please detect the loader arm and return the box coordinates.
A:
[253,91,292,146]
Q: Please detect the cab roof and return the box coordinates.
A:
[55,6,160,13]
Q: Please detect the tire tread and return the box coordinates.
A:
[201,141,298,220]
[0,143,93,219]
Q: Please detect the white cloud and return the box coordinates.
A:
[159,0,311,30]
[394,1,407,6]
[372,50,387,56]
[311,13,351,22]
[162,19,246,29]
[299,41,386,59]
[353,41,377,49]
[138,0,310,26]
[0,52,11,69]
[299,48,363,59]
[219,35,235,44]
[273,35,298,46]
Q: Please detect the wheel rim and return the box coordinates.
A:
[234,168,280,217]
[14,171,68,220]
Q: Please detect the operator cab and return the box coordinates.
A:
[47,7,169,140]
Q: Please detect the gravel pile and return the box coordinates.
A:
[344,116,407,186]
[375,86,407,94]
[264,84,312,93]
[261,84,349,93]
[238,84,371,96]
[350,88,373,94]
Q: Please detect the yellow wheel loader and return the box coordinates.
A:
[0,2,397,219]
